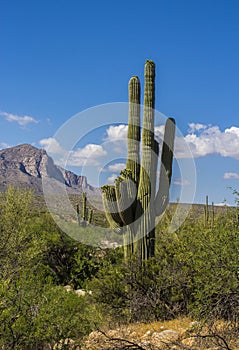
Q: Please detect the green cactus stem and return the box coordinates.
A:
[77,192,94,227]
[81,192,87,227]
[82,192,87,220]
[126,76,141,184]
[212,201,214,227]
[155,117,176,216]
[135,60,156,260]
[204,195,209,227]
[76,203,81,225]
[101,185,123,232]
[88,208,94,224]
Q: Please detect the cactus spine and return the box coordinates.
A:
[101,60,175,262]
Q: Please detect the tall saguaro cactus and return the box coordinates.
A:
[101,60,175,262]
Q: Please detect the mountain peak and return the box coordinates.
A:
[0,143,98,195]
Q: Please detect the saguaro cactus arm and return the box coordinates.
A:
[101,185,123,230]
[126,76,141,184]
[155,117,176,216]
[115,169,137,226]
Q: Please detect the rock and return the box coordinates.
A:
[64,285,73,292]
[151,330,179,345]
[189,321,200,328]
[75,289,92,297]
[181,337,197,346]
[107,330,120,338]
[75,289,86,296]
[142,330,151,338]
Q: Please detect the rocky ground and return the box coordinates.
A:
[54,318,239,350]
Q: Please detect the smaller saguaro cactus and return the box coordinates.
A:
[77,192,93,227]
[76,203,81,225]
[212,201,215,227]
[204,195,209,227]
[88,208,94,224]
[82,192,87,223]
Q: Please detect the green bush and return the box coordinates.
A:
[0,272,93,349]
[88,205,239,325]
[0,187,97,349]
[1,186,239,345]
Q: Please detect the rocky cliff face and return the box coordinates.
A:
[59,168,91,190]
[0,144,99,195]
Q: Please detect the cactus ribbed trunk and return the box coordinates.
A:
[102,186,123,231]
[136,61,156,260]
[101,60,175,264]
[126,76,141,184]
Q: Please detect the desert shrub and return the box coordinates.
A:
[0,187,96,349]
[0,271,93,349]
[88,206,239,325]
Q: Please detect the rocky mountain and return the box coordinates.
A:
[0,144,99,195]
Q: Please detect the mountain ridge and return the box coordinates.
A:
[0,143,99,195]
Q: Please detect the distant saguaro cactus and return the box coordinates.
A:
[77,192,93,227]
[102,60,175,262]
[204,195,209,227]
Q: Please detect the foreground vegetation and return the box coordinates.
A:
[0,187,239,349]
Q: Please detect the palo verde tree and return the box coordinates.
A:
[102,60,175,262]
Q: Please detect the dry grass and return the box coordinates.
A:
[125,317,192,336]
[82,318,239,350]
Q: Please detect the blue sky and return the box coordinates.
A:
[1,0,239,205]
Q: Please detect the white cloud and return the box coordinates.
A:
[0,111,38,126]
[224,172,239,180]
[154,125,165,143]
[104,124,128,154]
[225,126,239,137]
[107,173,118,184]
[39,137,65,155]
[105,124,128,142]
[108,163,125,172]
[188,123,207,133]
[214,202,230,207]
[40,122,239,167]
[105,124,167,154]
[175,124,239,159]
[105,124,167,144]
[74,144,107,159]
[0,142,11,149]
[68,144,107,166]
[173,178,190,186]
[39,138,107,167]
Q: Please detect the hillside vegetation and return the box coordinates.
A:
[0,187,239,349]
